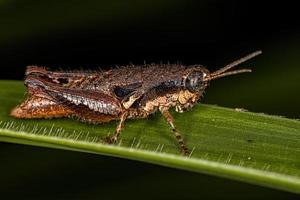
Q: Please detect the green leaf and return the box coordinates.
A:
[1,80,300,193]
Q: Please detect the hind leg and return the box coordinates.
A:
[11,73,73,119]
[25,66,95,86]
[10,95,73,119]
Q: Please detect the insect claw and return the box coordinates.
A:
[103,136,115,144]
[181,147,191,156]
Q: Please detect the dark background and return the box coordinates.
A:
[0,0,298,77]
[0,0,299,199]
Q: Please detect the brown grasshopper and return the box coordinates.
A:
[10,51,262,155]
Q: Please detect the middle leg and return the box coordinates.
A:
[104,112,128,144]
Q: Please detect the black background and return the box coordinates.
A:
[1,0,298,79]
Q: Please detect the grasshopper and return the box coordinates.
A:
[11,51,262,155]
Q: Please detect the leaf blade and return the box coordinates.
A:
[1,80,300,193]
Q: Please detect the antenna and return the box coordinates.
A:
[205,50,262,81]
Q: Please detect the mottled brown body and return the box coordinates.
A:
[11,51,262,155]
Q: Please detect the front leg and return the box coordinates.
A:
[159,107,190,155]
[104,112,128,144]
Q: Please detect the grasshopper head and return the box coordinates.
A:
[184,50,262,93]
[184,68,210,92]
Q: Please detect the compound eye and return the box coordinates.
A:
[185,71,204,92]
